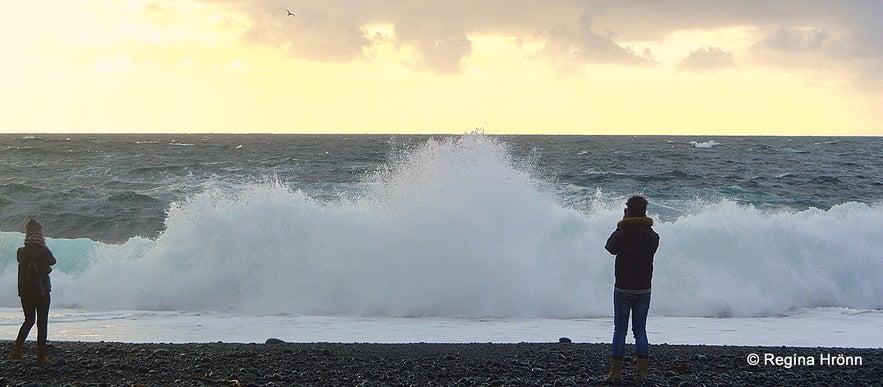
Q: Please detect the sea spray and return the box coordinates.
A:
[0,135,880,318]
[36,135,601,317]
[654,200,883,317]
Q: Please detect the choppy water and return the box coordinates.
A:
[0,133,881,318]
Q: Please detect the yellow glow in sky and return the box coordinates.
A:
[1,1,879,135]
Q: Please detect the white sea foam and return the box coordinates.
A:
[690,140,720,148]
[0,307,880,347]
[0,135,880,319]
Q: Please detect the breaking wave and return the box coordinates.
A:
[0,135,880,318]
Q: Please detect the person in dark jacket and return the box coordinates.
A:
[11,219,56,364]
[603,196,659,382]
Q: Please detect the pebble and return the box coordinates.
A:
[0,341,875,386]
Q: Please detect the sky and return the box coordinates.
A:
[1,1,880,135]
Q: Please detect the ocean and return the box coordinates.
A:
[1,133,881,345]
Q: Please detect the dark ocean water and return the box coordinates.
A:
[1,134,880,243]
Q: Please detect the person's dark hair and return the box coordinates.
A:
[626,196,648,217]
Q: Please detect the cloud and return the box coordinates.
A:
[394,22,473,74]
[747,27,842,71]
[217,0,879,78]
[831,0,883,59]
[540,13,655,68]
[759,28,828,52]
[234,2,478,73]
[238,3,370,63]
[745,1,881,86]
[677,47,735,72]
[226,1,658,73]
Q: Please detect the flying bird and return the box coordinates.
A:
[286,9,295,16]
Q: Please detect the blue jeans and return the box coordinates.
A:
[611,289,650,358]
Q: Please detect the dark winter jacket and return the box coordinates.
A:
[17,244,56,297]
[605,217,659,292]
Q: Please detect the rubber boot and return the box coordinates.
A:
[36,344,50,365]
[11,340,23,359]
[635,356,649,380]
[606,357,623,382]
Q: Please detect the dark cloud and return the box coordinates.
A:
[677,47,736,72]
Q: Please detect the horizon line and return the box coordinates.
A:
[0,132,880,137]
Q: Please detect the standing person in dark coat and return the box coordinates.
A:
[604,196,659,382]
[11,219,56,364]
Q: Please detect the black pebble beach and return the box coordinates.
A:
[1,341,879,386]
